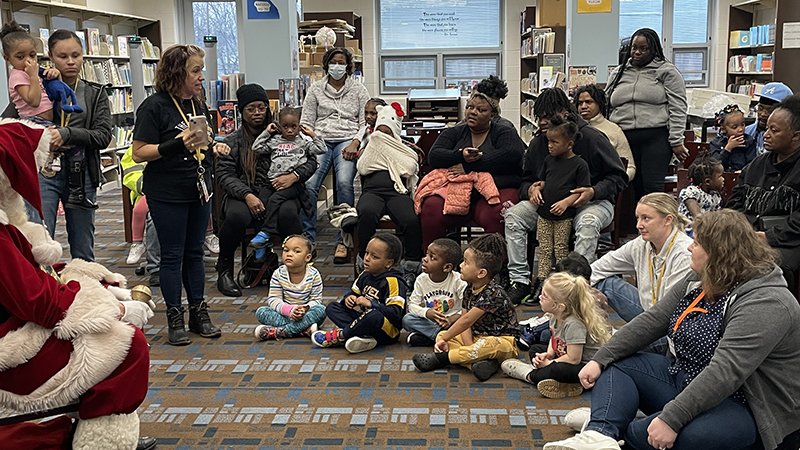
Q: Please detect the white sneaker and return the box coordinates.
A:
[345,336,378,353]
[126,242,146,265]
[543,430,622,450]
[204,234,220,254]
[501,359,533,382]
[564,407,591,432]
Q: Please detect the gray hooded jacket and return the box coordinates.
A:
[300,76,370,141]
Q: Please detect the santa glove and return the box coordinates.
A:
[120,301,154,329]
[107,285,132,302]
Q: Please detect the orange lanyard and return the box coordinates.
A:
[60,80,79,127]
[673,290,708,332]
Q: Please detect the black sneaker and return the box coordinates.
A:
[149,271,160,287]
[471,359,500,381]
[507,281,531,305]
[523,278,543,306]
[407,332,435,347]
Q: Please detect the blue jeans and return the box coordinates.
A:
[29,169,97,261]
[148,199,210,310]
[595,276,668,354]
[586,352,758,450]
[145,213,160,274]
[402,314,443,342]
[302,139,356,243]
[255,304,327,337]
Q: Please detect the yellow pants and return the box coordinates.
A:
[437,332,518,368]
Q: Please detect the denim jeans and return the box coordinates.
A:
[402,313,443,342]
[29,169,97,261]
[145,212,160,275]
[586,352,758,450]
[148,199,211,310]
[255,304,327,337]
[504,199,614,283]
[595,276,668,354]
[302,139,356,243]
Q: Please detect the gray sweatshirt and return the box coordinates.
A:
[300,76,370,141]
[592,267,800,450]
[606,58,688,147]
[252,132,326,179]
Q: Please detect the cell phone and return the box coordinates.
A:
[466,147,481,154]
[189,115,208,137]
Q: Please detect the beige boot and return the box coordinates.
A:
[73,411,139,450]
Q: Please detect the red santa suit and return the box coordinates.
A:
[0,119,150,450]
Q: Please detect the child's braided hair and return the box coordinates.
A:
[714,104,742,127]
[687,151,723,187]
[467,233,507,278]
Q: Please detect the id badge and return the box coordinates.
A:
[197,168,211,204]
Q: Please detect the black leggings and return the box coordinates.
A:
[218,192,301,260]
[356,172,422,261]
[526,344,585,384]
[624,127,672,200]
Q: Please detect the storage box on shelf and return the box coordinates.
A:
[299,12,364,83]
[406,89,461,126]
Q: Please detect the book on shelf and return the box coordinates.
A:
[102,35,115,56]
[143,62,157,85]
[568,66,597,96]
[76,30,87,55]
[278,78,303,109]
[729,25,775,48]
[533,28,555,55]
[521,73,537,94]
[112,124,134,148]
[216,101,240,137]
[539,66,554,93]
[107,88,133,114]
[117,35,133,57]
[543,54,565,75]
[728,54,772,73]
[39,29,50,56]
[544,72,566,90]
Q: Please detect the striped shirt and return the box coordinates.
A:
[267,265,324,316]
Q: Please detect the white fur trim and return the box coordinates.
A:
[60,259,127,289]
[17,221,63,266]
[54,275,122,340]
[0,210,7,225]
[0,322,52,371]
[73,411,139,450]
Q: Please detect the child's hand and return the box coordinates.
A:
[445,314,460,328]
[300,125,316,138]
[434,339,449,353]
[725,135,745,151]
[24,59,39,77]
[42,67,61,80]
[356,297,372,308]
[532,352,550,368]
[530,187,544,205]
[345,295,358,309]
[266,123,278,134]
[425,309,448,327]
[290,305,309,321]
[550,199,571,216]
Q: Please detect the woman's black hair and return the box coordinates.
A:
[371,233,403,266]
[321,47,354,77]
[47,29,82,55]
[467,233,507,278]
[474,75,509,100]
[367,97,387,107]
[607,28,667,99]
[0,21,35,57]
[773,94,800,132]
[547,115,580,141]
[573,84,609,118]
[534,88,578,122]
[687,151,723,187]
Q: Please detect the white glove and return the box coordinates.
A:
[107,285,132,302]
[103,272,127,288]
[120,301,154,329]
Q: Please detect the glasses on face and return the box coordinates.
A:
[244,105,268,114]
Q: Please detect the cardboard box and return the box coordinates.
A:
[536,0,566,27]
[345,39,360,52]
[298,52,310,68]
[311,52,325,67]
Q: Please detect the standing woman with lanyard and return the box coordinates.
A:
[132,44,231,346]
[589,193,692,333]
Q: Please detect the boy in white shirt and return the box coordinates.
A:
[403,239,468,347]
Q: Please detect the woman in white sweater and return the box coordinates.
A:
[590,193,692,325]
[574,84,636,183]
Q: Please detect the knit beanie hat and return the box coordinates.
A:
[236,84,269,112]
[375,102,404,138]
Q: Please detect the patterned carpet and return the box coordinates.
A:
[49,189,617,450]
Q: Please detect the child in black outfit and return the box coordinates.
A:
[528,117,590,302]
[313,233,407,353]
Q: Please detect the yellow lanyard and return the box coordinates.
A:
[60,80,79,128]
[648,230,678,305]
[169,95,201,162]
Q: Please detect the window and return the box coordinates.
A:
[619,0,711,86]
[183,0,240,78]
[378,0,502,94]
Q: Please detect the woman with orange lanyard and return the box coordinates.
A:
[547,209,800,450]
[588,193,692,353]
[132,44,231,346]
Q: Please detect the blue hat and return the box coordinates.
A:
[759,82,794,105]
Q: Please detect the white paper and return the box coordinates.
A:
[783,22,800,49]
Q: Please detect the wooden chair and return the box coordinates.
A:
[675,168,739,207]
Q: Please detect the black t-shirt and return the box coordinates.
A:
[133,91,214,203]
[537,154,591,221]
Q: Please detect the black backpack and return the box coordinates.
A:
[236,249,279,289]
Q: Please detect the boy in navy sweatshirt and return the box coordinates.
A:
[313,233,407,353]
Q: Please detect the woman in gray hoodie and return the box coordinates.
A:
[606,28,688,201]
[300,47,370,263]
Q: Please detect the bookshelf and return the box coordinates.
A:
[4,0,162,192]
[725,0,776,99]
[406,89,461,126]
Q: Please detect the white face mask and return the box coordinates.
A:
[328,64,347,80]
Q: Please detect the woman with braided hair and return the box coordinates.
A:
[216,84,318,297]
[472,75,517,130]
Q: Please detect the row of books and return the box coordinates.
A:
[143,63,157,86]
[112,125,134,148]
[728,79,767,99]
[79,60,131,86]
[521,74,537,94]
[538,66,566,92]
[207,73,247,110]
[521,28,556,56]
[730,25,775,48]
[728,54,772,74]
[108,88,133,115]
[36,27,159,59]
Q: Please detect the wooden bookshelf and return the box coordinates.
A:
[725,0,776,98]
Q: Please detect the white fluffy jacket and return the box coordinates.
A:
[356,131,419,195]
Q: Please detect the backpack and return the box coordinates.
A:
[236,249,279,289]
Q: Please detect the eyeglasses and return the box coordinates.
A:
[244,105,268,113]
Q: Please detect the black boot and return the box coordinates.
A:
[188,301,221,337]
[166,307,191,346]
[216,257,241,297]
[65,160,98,210]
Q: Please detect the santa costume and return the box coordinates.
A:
[0,119,152,449]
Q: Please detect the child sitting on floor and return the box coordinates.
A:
[403,238,468,347]
[678,152,723,236]
[710,104,757,172]
[313,233,407,353]
[501,272,611,398]
[254,235,326,340]
[412,233,519,382]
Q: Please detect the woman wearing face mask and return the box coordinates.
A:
[300,47,370,263]
[606,28,688,200]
